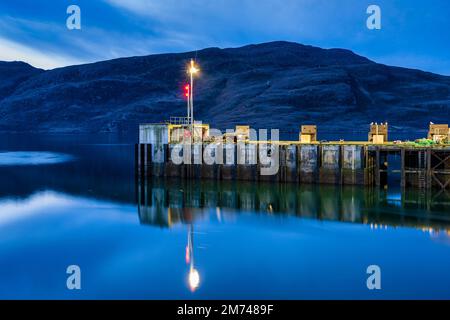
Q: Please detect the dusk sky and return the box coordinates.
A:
[0,0,449,74]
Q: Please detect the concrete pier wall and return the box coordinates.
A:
[139,124,168,145]
[201,143,219,180]
[285,145,298,183]
[221,144,236,180]
[237,143,257,181]
[299,145,319,184]
[151,144,166,177]
[320,145,340,184]
[259,144,279,183]
[136,143,450,189]
[342,145,365,185]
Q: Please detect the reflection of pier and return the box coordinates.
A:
[136,176,450,233]
[137,177,208,228]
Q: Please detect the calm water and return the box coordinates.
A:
[0,134,449,300]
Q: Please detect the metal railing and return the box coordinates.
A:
[168,117,191,125]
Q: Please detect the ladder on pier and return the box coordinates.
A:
[418,151,426,189]
[417,150,429,207]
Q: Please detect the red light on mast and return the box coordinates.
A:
[184,84,190,98]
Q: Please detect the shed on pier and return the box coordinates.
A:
[428,123,449,144]
[139,122,209,145]
[369,123,388,144]
[299,125,317,143]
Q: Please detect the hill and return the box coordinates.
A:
[0,41,449,136]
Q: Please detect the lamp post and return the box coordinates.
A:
[188,59,199,142]
[188,59,199,125]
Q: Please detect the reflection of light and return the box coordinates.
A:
[370,223,388,230]
[189,268,200,292]
[216,207,222,222]
[386,193,402,201]
[386,192,402,208]
[186,224,201,292]
[185,245,191,264]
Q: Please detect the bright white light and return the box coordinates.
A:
[188,268,200,292]
[189,60,199,75]
[190,66,199,74]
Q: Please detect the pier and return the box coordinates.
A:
[135,125,450,190]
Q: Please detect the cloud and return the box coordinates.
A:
[0,15,87,69]
[0,13,216,69]
[0,15,171,69]
[102,0,352,44]
[0,36,83,69]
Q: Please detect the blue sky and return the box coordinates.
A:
[0,0,449,74]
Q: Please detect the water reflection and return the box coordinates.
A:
[186,225,200,292]
[0,152,74,166]
[136,178,450,295]
[137,178,450,234]
[0,191,73,225]
[0,134,449,299]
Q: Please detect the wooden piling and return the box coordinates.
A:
[375,147,380,187]
[401,148,406,189]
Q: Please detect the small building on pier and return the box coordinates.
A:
[368,123,388,144]
[428,123,450,144]
[299,125,317,143]
[139,118,209,145]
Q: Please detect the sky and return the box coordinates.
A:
[0,0,449,75]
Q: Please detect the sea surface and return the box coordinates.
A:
[0,134,449,300]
